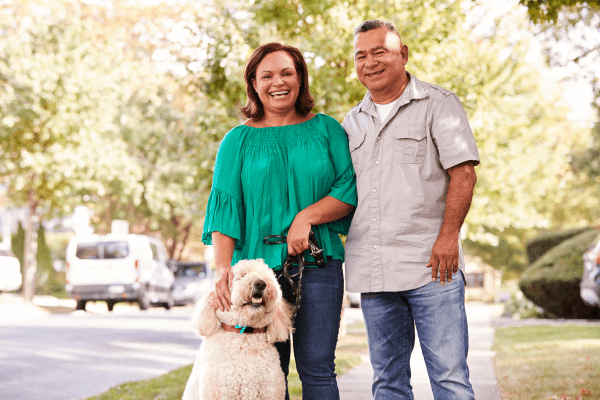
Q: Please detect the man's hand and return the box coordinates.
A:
[213,265,233,311]
[426,161,477,285]
[426,233,459,285]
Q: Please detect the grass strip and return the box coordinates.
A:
[85,337,365,400]
[494,324,600,399]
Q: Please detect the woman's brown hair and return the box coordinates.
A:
[240,43,314,121]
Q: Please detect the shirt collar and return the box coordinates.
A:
[357,72,428,117]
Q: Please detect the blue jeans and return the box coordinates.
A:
[275,258,344,400]
[360,270,475,400]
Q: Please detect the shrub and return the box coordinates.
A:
[525,227,593,264]
[519,229,600,319]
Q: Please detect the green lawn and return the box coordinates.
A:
[85,325,367,400]
[494,324,600,399]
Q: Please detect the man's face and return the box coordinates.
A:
[354,28,408,97]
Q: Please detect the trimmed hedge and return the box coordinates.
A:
[519,229,600,319]
[525,227,593,264]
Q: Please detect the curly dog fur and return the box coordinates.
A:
[183,259,294,400]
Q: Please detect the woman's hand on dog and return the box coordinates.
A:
[211,232,236,311]
[213,265,233,311]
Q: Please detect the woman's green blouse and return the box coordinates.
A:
[202,113,357,270]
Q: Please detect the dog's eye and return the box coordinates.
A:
[234,273,247,281]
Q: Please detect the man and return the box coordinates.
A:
[342,20,479,399]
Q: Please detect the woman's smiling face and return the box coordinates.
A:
[252,50,300,117]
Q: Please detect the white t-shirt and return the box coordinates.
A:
[374,98,400,123]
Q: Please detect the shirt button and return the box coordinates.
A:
[373,245,378,249]
[373,188,376,192]
[375,161,379,165]
[374,218,377,221]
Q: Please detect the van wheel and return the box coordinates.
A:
[138,291,150,311]
[76,300,87,311]
[163,294,174,310]
[106,301,116,312]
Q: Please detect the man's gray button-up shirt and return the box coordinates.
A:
[342,73,480,293]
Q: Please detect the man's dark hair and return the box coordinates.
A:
[353,20,402,41]
[240,42,314,121]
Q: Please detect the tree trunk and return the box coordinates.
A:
[22,189,38,303]
[175,222,193,260]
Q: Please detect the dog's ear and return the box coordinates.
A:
[192,291,221,337]
[266,296,294,343]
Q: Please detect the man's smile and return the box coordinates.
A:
[366,70,384,77]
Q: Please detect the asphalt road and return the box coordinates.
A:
[0,305,201,400]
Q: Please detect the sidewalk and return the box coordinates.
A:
[338,302,503,400]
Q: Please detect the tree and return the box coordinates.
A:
[519,0,600,183]
[0,6,142,301]
[2,0,596,281]
[171,0,592,273]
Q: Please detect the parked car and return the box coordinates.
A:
[581,232,600,307]
[65,234,175,311]
[172,261,214,306]
[347,292,361,308]
[0,248,22,293]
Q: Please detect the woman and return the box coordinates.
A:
[202,42,356,399]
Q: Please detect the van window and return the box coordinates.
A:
[76,242,129,259]
[76,243,100,259]
[104,242,129,259]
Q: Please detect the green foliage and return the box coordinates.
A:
[11,222,25,273]
[83,364,192,400]
[463,227,530,278]
[0,10,142,214]
[1,0,598,278]
[501,293,544,319]
[526,227,595,264]
[519,0,598,23]
[519,228,600,318]
[36,224,51,274]
[35,223,65,296]
[571,119,600,179]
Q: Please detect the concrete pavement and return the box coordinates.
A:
[1,294,503,399]
[338,302,503,400]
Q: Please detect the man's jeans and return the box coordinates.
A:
[275,258,344,400]
[361,270,475,400]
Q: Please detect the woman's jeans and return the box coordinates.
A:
[275,258,344,400]
[360,270,475,400]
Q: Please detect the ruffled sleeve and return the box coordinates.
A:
[202,188,245,250]
[202,127,245,249]
[322,115,357,235]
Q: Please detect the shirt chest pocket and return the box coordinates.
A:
[392,126,427,164]
[349,132,367,172]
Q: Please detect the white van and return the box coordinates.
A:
[0,248,22,293]
[65,234,175,311]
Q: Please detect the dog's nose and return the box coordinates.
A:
[252,279,266,297]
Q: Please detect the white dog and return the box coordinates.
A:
[182,259,294,400]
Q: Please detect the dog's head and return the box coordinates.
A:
[193,259,293,343]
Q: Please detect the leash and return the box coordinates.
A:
[263,230,325,319]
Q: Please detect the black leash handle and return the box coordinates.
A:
[263,230,325,318]
[263,230,326,267]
